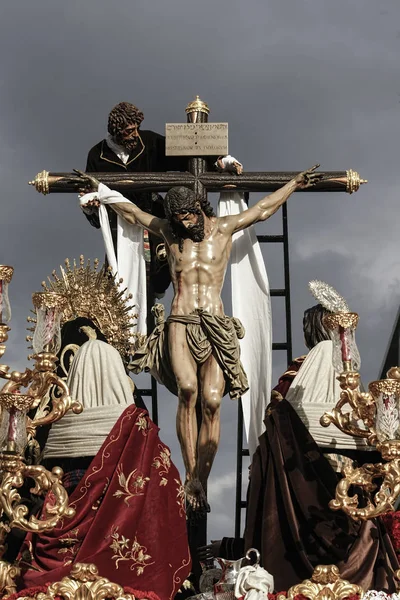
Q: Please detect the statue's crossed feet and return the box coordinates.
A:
[185,478,210,521]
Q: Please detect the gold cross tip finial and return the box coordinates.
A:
[185,96,210,116]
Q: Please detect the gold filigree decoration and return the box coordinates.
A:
[29,170,49,195]
[323,312,359,331]
[369,378,400,398]
[33,562,136,600]
[113,465,150,505]
[185,95,210,116]
[330,458,400,519]
[279,564,363,600]
[35,256,137,362]
[0,393,33,411]
[0,463,75,533]
[0,559,20,597]
[109,526,154,575]
[320,371,376,444]
[32,292,68,312]
[320,364,400,519]
[346,168,368,194]
[0,267,14,284]
[152,445,171,486]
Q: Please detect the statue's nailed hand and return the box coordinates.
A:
[295,164,323,189]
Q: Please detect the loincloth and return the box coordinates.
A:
[129,303,249,400]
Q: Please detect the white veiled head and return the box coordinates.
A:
[286,340,369,451]
[66,339,133,409]
[44,339,135,459]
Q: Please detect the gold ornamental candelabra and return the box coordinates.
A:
[0,265,82,594]
[319,308,400,520]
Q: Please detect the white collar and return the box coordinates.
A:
[106,134,130,165]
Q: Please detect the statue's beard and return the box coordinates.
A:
[115,133,139,152]
[170,212,205,249]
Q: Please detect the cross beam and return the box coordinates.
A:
[29,168,366,196]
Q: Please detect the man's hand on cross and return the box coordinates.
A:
[74,169,101,208]
[295,164,323,189]
[216,155,243,175]
[74,169,101,192]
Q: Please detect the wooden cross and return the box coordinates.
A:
[29,98,366,198]
[29,164,366,197]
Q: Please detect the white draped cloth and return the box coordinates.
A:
[80,183,147,335]
[235,565,274,600]
[286,340,370,450]
[44,339,134,459]
[218,191,272,458]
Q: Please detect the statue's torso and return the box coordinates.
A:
[166,218,232,315]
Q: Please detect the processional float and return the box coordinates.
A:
[2,96,398,599]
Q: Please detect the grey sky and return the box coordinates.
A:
[0,0,399,540]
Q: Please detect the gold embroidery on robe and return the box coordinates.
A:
[152,444,171,486]
[57,528,81,565]
[113,465,150,505]
[108,525,154,575]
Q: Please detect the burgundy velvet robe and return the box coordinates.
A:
[19,406,191,600]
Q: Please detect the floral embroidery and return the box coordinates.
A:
[175,479,185,517]
[57,528,81,565]
[109,525,154,575]
[152,444,171,486]
[113,465,150,506]
[135,414,150,436]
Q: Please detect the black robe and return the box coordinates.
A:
[84,130,187,297]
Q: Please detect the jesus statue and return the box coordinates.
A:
[77,164,322,515]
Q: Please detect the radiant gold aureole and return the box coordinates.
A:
[185,95,210,116]
[279,564,363,600]
[37,256,137,360]
[32,292,68,312]
[0,267,14,284]
[323,312,359,331]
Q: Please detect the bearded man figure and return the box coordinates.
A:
[82,101,186,298]
[78,165,323,515]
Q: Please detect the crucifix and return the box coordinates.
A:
[29,96,366,550]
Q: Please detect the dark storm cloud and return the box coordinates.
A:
[0,0,399,538]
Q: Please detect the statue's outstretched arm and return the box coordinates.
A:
[226,164,322,234]
[74,169,167,237]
